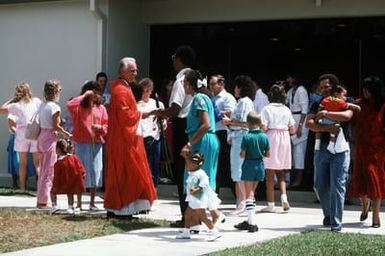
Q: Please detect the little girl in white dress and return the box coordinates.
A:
[176,152,221,241]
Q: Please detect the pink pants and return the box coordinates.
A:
[37,129,57,205]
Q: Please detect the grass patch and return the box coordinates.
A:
[0,208,168,253]
[210,231,385,256]
[0,187,36,197]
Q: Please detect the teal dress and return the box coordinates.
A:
[185,93,220,190]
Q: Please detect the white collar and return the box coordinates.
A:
[176,68,191,80]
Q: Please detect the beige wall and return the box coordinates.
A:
[141,0,385,24]
[0,0,101,181]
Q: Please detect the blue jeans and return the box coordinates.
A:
[144,137,161,187]
[313,143,350,230]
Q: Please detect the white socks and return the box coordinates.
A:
[246,199,256,225]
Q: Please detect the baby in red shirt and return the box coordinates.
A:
[315,85,360,154]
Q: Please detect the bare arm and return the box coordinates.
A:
[52,111,71,138]
[0,98,14,114]
[289,125,296,136]
[240,150,246,158]
[221,116,248,127]
[265,150,270,158]
[152,103,181,119]
[315,109,354,122]
[189,110,210,145]
[306,112,341,134]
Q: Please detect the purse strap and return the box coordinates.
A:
[29,102,44,123]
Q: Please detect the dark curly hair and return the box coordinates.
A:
[80,81,102,108]
[234,75,256,101]
[56,139,74,154]
[268,84,286,104]
[184,69,203,91]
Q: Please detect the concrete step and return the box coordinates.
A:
[156,184,321,204]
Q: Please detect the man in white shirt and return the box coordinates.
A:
[286,74,309,187]
[153,45,195,227]
[253,81,269,113]
[209,74,236,193]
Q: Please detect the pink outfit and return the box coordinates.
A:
[67,95,108,144]
[37,129,57,205]
[264,129,292,169]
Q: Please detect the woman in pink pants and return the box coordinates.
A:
[37,80,71,208]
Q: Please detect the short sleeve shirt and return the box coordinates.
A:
[241,129,270,159]
[168,68,193,118]
[39,101,61,129]
[261,103,295,129]
[185,93,216,137]
[229,97,254,130]
[212,89,236,131]
[287,86,309,114]
[7,97,42,128]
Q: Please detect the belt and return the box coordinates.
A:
[245,158,263,161]
[292,111,302,115]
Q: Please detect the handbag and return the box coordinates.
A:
[25,108,41,140]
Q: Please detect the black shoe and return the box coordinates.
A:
[360,200,371,221]
[323,216,331,226]
[170,220,185,228]
[248,224,259,233]
[234,221,249,230]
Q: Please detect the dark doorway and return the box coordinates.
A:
[150,17,385,97]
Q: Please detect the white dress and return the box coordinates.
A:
[185,169,221,210]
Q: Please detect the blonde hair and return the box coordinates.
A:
[13,82,32,102]
[44,80,61,101]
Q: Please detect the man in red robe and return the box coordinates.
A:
[104,57,157,217]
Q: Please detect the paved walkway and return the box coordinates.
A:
[1,190,385,256]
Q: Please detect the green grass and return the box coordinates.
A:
[210,231,385,256]
[0,187,36,197]
[0,208,168,253]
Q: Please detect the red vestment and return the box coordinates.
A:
[349,99,385,199]
[104,79,157,211]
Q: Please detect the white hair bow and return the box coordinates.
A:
[197,78,207,88]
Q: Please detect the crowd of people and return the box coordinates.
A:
[1,45,384,240]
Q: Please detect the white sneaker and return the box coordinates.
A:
[50,205,59,214]
[260,206,275,213]
[282,201,290,211]
[206,229,221,242]
[176,229,191,239]
[67,207,75,215]
[215,213,226,227]
[229,206,245,215]
[178,225,200,234]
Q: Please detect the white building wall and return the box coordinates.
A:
[0,0,101,183]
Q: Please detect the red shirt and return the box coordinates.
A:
[320,96,348,112]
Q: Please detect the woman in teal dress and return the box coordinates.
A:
[181,69,225,225]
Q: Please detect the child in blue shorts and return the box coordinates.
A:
[234,111,270,232]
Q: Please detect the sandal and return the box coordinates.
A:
[360,200,371,221]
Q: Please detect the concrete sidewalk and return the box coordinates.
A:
[1,191,385,256]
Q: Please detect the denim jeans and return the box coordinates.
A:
[144,136,161,187]
[313,142,350,230]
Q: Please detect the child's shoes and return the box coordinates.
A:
[176,228,191,239]
[50,205,59,214]
[206,228,221,241]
